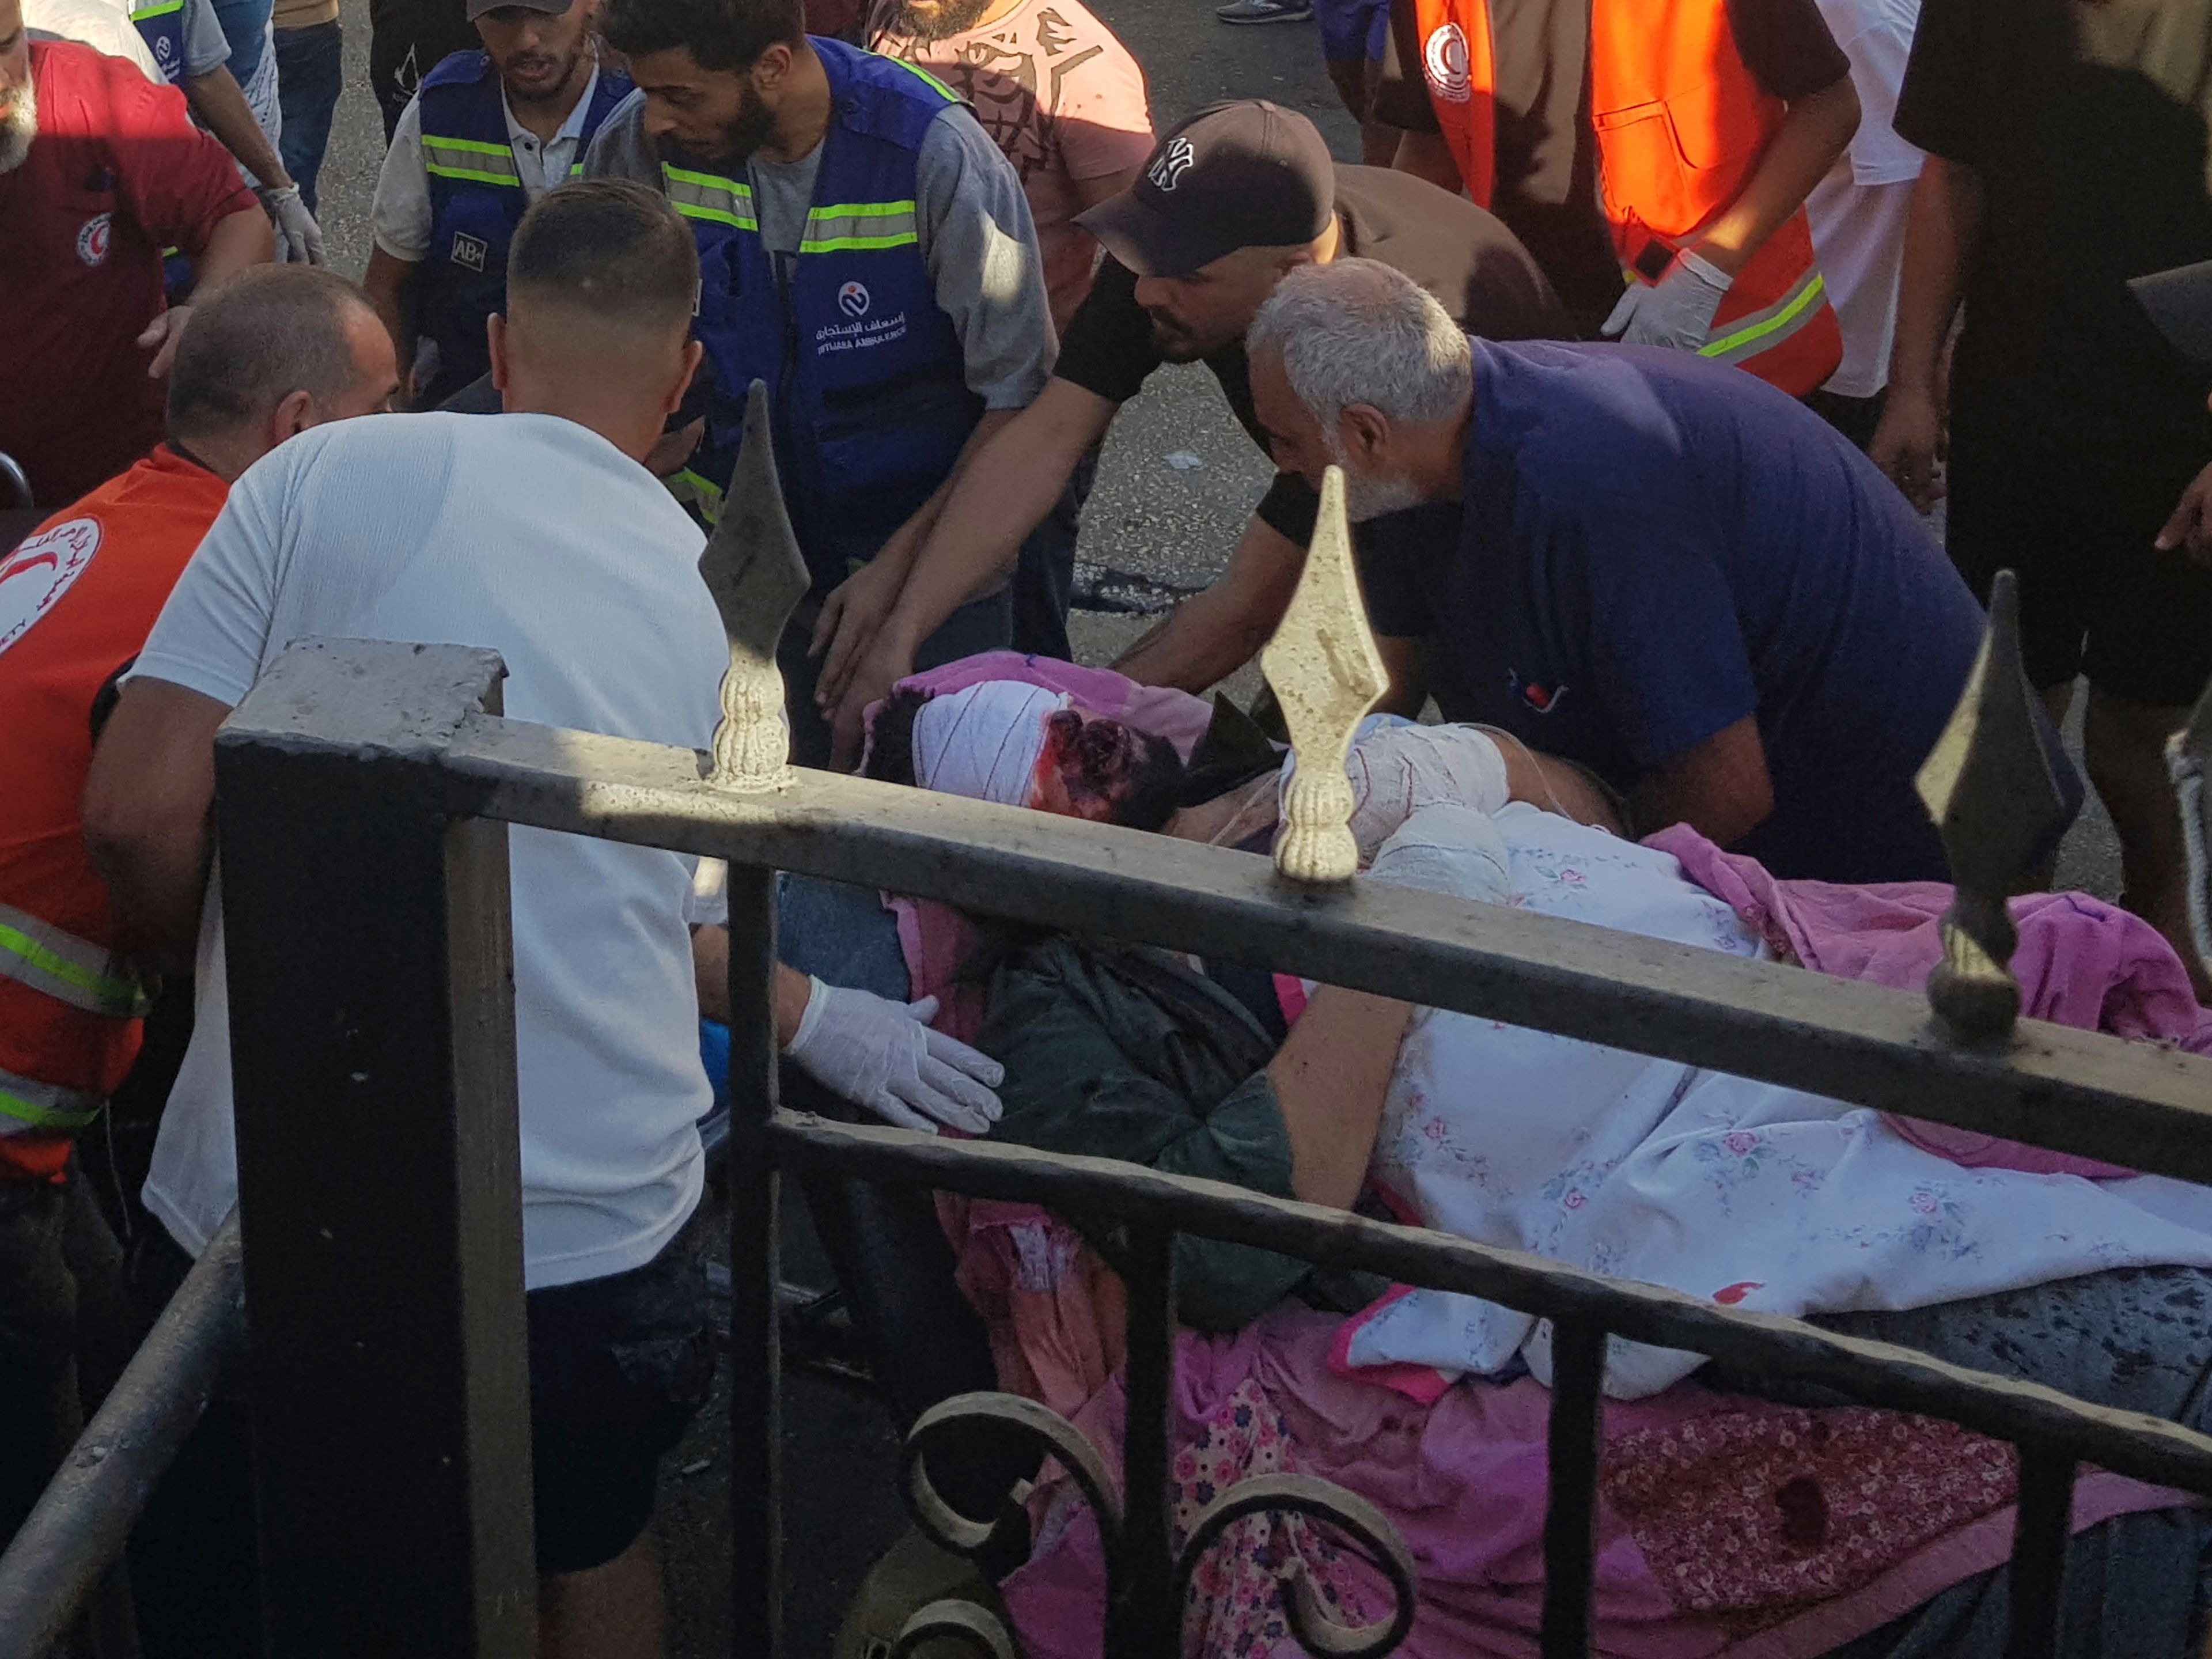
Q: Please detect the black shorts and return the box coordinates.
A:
[130,1224,713,1584]
[1945,419,2212,707]
[526,1235,716,1575]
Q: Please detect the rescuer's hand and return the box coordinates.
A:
[2157,458,2212,565]
[782,978,1005,1136]
[1868,384,1947,514]
[1600,247,1730,353]
[260,184,326,266]
[137,305,194,377]
[811,553,907,706]
[824,638,912,772]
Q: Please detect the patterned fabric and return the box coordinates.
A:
[1173,1374,1385,1656]
[1603,1411,2014,1615]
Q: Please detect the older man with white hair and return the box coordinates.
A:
[1242,256,2036,886]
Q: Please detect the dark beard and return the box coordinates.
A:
[717,87,779,164]
[881,0,994,37]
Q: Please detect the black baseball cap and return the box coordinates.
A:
[1074,101,1336,278]
[2132,259,2212,367]
[467,0,573,21]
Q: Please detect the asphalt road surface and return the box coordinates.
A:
[301,5,2124,1646]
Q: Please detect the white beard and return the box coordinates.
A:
[0,79,36,175]
[1325,435,1428,522]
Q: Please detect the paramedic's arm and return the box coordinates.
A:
[1629,715,1775,850]
[84,442,283,950]
[183,63,293,192]
[816,378,1112,707]
[82,681,228,955]
[1689,74,1857,275]
[364,100,434,401]
[1109,513,1308,691]
[1868,156,1979,510]
[687,926,816,1047]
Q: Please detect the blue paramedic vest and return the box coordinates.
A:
[662,37,984,591]
[417,51,631,407]
[128,0,186,82]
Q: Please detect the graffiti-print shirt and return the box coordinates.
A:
[873,0,1154,331]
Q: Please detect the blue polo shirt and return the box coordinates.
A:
[1357,339,2001,884]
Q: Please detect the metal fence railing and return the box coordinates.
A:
[3,442,2212,1658]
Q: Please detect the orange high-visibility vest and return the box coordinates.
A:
[1410,0,1842,396]
[0,448,224,1180]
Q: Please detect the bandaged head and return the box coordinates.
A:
[910,682,1073,806]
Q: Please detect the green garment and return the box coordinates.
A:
[976,934,1385,1333]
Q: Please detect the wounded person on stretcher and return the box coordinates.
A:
[856,671,2212,1659]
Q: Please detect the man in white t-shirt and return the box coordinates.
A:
[79,177,967,1659]
[1802,0,1923,450]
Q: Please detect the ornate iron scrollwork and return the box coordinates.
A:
[1172,1472,1418,1658]
[895,1390,1419,1658]
[698,378,811,792]
[1263,466,1388,884]
[1913,569,2073,1046]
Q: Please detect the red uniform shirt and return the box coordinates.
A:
[0,446,228,1180]
[0,43,257,512]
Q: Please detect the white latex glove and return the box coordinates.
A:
[1364,803,1513,904]
[783,977,1004,1136]
[260,183,325,265]
[1339,722,1510,861]
[1600,247,1731,352]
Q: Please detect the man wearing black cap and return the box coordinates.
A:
[808,97,1567,763]
[362,0,631,407]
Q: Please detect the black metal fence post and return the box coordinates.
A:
[217,642,533,1658]
[724,862,782,1657]
[1107,1225,1178,1658]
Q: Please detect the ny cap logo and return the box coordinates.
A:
[1147,135,1196,192]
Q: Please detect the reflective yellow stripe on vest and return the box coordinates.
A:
[422,134,523,188]
[669,467,724,525]
[884,56,959,103]
[1698,269,1828,368]
[798,200,919,254]
[0,903,149,1019]
[0,1066,104,1135]
[662,164,756,231]
[128,0,183,20]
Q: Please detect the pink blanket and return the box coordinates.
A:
[1002,1308,2184,1659]
[1646,825,2212,1177]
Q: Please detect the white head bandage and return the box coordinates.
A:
[911,682,1073,806]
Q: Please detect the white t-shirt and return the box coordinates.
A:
[131,411,728,1290]
[1806,0,1925,399]
[22,0,162,79]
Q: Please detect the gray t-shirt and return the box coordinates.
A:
[585,87,1055,409]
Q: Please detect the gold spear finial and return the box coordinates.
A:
[698,380,811,791]
[1262,466,1388,884]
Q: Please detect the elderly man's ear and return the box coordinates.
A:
[1338,403,1393,467]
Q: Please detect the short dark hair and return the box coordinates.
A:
[507,179,700,333]
[862,686,930,786]
[166,266,374,443]
[603,0,802,71]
